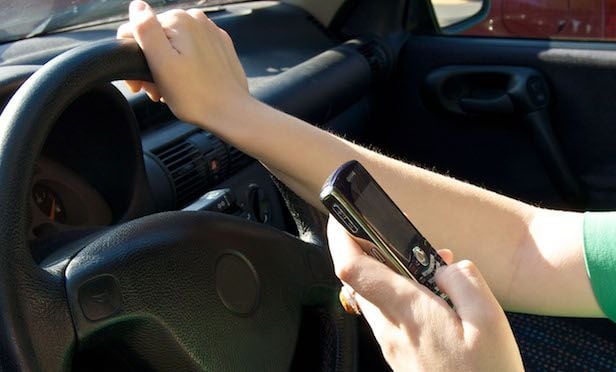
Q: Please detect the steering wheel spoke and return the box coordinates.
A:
[65,212,336,370]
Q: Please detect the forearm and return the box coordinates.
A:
[198,97,599,314]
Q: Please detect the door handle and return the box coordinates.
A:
[424,66,586,207]
[424,66,549,116]
[459,95,514,115]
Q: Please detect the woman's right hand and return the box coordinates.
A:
[117,0,251,128]
[328,217,524,372]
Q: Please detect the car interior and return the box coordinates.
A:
[2,0,616,370]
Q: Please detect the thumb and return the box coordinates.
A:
[435,260,504,324]
[129,1,174,62]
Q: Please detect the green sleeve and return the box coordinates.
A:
[583,212,616,321]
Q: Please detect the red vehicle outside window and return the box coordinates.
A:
[460,0,616,40]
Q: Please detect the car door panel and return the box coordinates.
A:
[369,35,616,210]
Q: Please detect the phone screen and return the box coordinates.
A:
[353,181,429,272]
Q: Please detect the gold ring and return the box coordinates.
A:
[339,285,361,315]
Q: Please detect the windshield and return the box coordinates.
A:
[0,0,242,43]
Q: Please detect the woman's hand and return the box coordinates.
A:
[117,0,250,127]
[327,217,524,372]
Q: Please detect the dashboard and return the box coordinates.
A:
[31,157,112,239]
[0,1,378,264]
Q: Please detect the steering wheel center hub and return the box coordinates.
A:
[215,252,260,315]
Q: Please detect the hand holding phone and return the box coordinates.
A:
[326,219,523,372]
[320,160,451,305]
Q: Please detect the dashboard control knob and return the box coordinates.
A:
[247,184,271,224]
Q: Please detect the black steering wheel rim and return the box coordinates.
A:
[0,39,356,371]
[0,39,152,371]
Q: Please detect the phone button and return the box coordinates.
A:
[332,203,359,233]
[412,246,429,267]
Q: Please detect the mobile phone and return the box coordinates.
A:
[320,160,451,306]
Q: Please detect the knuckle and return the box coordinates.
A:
[203,17,218,30]
[219,28,230,39]
[454,259,480,278]
[133,16,156,34]
[187,8,205,18]
[334,263,352,283]
[380,339,398,361]
[168,9,187,18]
[468,299,504,328]
[435,259,483,289]
[335,259,359,284]
[163,9,191,25]
[220,29,234,45]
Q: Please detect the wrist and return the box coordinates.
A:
[194,91,258,134]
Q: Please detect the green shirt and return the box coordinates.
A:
[584,212,616,321]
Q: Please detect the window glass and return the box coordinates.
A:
[0,0,244,43]
[431,0,616,41]
[432,0,483,28]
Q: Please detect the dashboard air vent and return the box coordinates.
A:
[153,140,208,208]
[227,146,253,175]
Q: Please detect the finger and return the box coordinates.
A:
[142,82,162,101]
[118,23,141,93]
[116,23,134,39]
[145,90,161,102]
[125,81,143,93]
[189,8,247,91]
[435,260,503,324]
[117,23,144,93]
[141,82,160,95]
[437,249,454,265]
[129,1,175,62]
[186,7,248,92]
[328,218,424,309]
[125,80,161,99]
[327,216,366,266]
[116,22,133,39]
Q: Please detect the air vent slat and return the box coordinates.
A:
[165,150,201,170]
[155,142,192,158]
[170,161,205,178]
[152,140,209,208]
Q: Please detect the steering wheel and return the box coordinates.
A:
[0,39,356,371]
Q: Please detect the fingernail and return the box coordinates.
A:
[129,0,147,13]
[339,286,361,315]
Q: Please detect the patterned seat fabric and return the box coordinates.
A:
[507,313,616,371]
